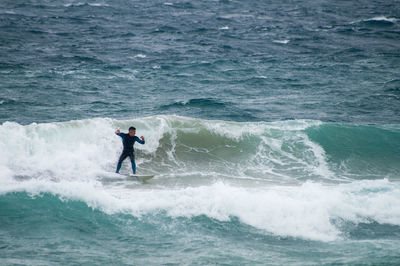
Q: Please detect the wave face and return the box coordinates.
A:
[2,189,400,265]
[1,115,398,184]
[1,115,400,247]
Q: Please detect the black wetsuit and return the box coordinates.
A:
[116,133,145,174]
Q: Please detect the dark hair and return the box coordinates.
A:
[129,126,136,131]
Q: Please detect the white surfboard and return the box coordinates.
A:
[127,174,155,182]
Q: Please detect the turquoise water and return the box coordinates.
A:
[1,117,400,264]
[1,0,400,265]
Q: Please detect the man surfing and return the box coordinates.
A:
[115,126,145,174]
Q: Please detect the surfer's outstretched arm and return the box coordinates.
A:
[115,129,123,138]
[135,136,145,144]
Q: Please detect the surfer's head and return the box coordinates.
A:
[128,126,136,136]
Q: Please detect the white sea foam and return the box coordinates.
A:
[1,116,399,241]
[135,54,147,58]
[88,3,109,7]
[351,16,398,24]
[219,14,255,19]
[0,118,118,181]
[1,177,399,242]
[273,39,289,44]
[64,2,85,7]
[0,115,331,185]
[64,2,109,7]
[368,16,397,23]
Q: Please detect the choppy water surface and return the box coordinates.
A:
[1,0,400,124]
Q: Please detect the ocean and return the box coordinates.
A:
[1,0,400,265]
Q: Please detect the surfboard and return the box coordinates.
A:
[127,174,155,182]
[99,173,155,183]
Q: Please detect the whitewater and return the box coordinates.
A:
[1,115,399,247]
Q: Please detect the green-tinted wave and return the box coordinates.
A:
[306,124,400,180]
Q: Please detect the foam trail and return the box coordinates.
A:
[1,178,400,242]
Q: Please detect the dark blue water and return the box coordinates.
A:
[1,0,400,264]
[1,0,399,124]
